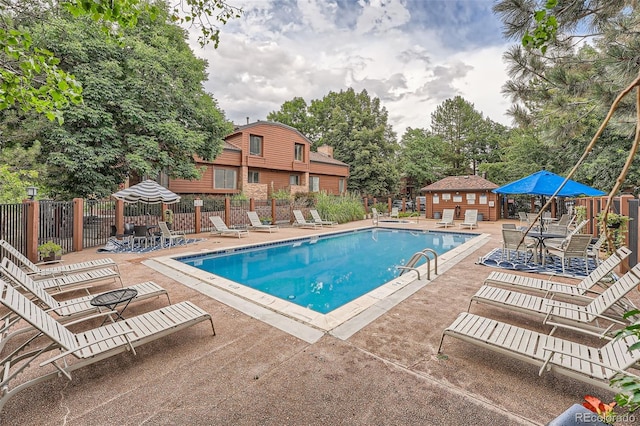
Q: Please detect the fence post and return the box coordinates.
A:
[628,199,639,268]
[363,197,368,214]
[194,198,202,234]
[25,200,39,263]
[250,198,255,212]
[115,199,124,235]
[224,197,231,226]
[387,197,392,213]
[73,198,83,252]
[271,198,276,224]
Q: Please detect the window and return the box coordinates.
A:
[250,135,263,156]
[214,168,237,189]
[248,170,259,183]
[310,176,319,192]
[290,175,300,185]
[339,179,345,193]
[294,143,304,161]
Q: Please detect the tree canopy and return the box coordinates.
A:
[0,0,240,122]
[1,3,231,198]
[268,89,400,196]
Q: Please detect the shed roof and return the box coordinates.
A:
[421,175,498,192]
[309,151,348,166]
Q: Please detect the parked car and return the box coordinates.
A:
[392,199,415,211]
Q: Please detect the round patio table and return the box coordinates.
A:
[526,232,566,266]
[90,288,138,325]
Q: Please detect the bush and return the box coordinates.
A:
[314,191,365,224]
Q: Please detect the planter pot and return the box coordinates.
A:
[607,223,621,229]
[477,213,484,222]
[434,212,441,220]
[41,253,62,263]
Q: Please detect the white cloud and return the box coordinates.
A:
[192,0,512,136]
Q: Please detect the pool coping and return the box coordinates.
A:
[143,227,491,343]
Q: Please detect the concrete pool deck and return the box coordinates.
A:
[2,218,638,425]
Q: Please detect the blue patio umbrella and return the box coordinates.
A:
[492,170,605,197]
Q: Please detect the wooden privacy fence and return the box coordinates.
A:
[1,196,344,262]
[574,194,638,268]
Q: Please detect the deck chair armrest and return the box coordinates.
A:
[39,329,137,366]
[540,345,633,374]
[545,302,626,325]
[59,310,119,327]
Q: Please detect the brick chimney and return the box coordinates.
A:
[317,144,333,158]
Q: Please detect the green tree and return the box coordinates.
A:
[397,128,447,188]
[430,96,487,175]
[493,2,640,192]
[0,0,240,122]
[2,6,231,198]
[268,88,400,195]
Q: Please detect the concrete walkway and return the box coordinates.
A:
[1,218,636,425]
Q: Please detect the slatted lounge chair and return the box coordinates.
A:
[438,312,640,392]
[484,246,631,301]
[458,209,478,230]
[468,263,640,338]
[435,209,455,228]
[292,210,322,229]
[390,207,399,219]
[0,260,170,350]
[371,207,384,218]
[246,211,278,232]
[0,277,214,411]
[209,216,249,238]
[158,221,186,247]
[1,257,122,295]
[0,239,118,279]
[310,209,337,226]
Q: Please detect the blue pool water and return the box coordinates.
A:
[179,228,475,314]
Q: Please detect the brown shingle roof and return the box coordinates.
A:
[421,175,498,192]
[309,151,348,166]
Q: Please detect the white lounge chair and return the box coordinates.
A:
[485,246,631,301]
[469,264,640,338]
[390,207,399,219]
[435,209,455,228]
[438,312,640,392]
[310,209,337,226]
[1,257,121,295]
[293,210,322,229]
[158,221,186,247]
[0,259,170,350]
[458,209,478,230]
[0,239,118,279]
[247,211,278,232]
[209,216,249,238]
[0,277,214,411]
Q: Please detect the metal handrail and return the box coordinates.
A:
[397,248,438,280]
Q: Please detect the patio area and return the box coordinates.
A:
[2,218,637,425]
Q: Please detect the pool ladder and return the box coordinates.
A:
[397,248,438,280]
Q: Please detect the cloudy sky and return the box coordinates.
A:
[189,0,513,136]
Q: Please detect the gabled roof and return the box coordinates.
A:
[309,151,348,167]
[421,175,498,192]
[223,141,241,151]
[227,120,312,145]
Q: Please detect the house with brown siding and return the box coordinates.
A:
[169,121,349,197]
[420,175,500,221]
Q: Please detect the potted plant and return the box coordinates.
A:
[164,209,174,230]
[37,241,63,262]
[260,216,272,225]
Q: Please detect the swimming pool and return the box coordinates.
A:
[178,228,475,314]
